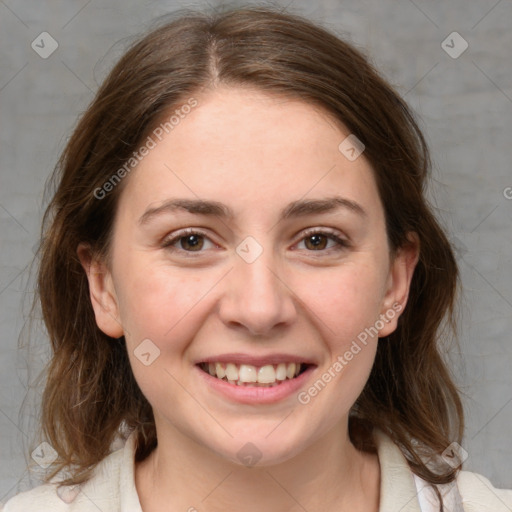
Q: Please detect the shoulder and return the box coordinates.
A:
[372,428,511,512]
[414,470,512,512]
[456,470,512,512]
[1,440,127,512]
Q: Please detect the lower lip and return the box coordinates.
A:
[195,365,316,404]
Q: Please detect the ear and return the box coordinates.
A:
[77,242,124,338]
[377,233,420,337]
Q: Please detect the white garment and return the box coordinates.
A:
[414,473,465,511]
[2,428,511,511]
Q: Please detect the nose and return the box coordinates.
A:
[218,249,297,337]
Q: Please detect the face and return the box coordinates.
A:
[79,86,418,466]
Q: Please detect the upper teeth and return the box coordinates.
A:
[204,362,302,385]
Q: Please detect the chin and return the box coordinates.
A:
[207,428,309,468]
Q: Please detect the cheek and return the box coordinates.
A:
[115,263,215,398]
[295,261,387,349]
[294,265,382,419]
[115,260,210,348]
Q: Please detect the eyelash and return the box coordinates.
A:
[161,227,350,256]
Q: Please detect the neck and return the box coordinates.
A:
[135,420,380,512]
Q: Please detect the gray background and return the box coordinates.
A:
[1,0,511,504]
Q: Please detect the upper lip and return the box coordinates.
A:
[196,353,317,367]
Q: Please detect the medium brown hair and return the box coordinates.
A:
[32,4,463,490]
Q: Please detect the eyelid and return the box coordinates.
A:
[161,228,218,252]
[293,227,351,252]
[298,226,348,242]
[161,226,351,254]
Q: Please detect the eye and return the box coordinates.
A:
[161,227,350,255]
[295,228,350,252]
[161,228,216,253]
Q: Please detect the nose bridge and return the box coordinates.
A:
[219,238,296,335]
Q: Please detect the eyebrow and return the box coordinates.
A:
[138,196,367,225]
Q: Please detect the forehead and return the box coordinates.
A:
[117,87,382,223]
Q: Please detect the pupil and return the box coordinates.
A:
[307,234,327,250]
[182,235,203,251]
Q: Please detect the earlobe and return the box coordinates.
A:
[378,233,420,337]
[77,243,124,338]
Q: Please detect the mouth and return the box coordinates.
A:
[197,361,311,387]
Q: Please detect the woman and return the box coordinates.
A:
[3,5,511,511]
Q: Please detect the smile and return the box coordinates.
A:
[198,362,308,387]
